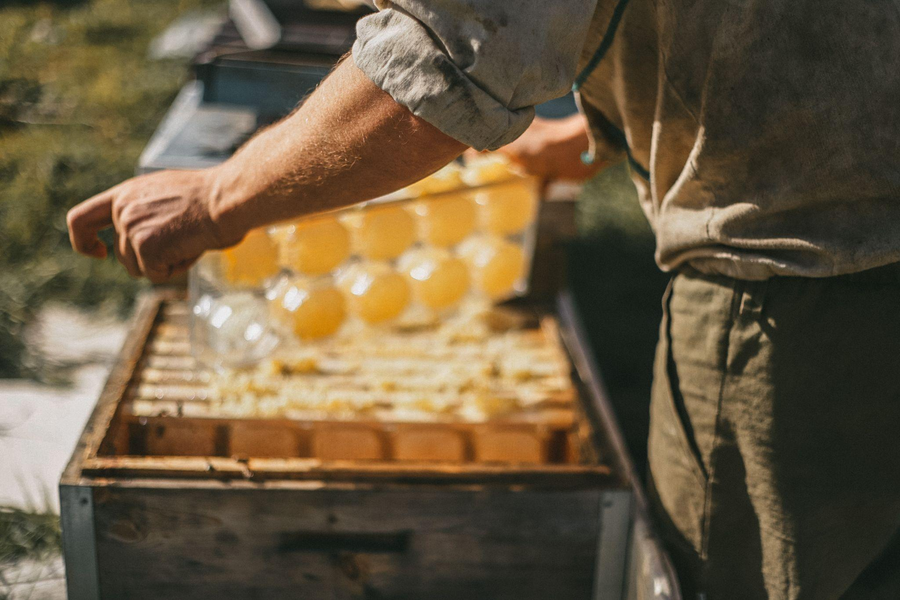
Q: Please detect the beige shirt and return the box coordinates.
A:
[355,1,900,279]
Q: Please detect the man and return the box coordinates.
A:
[68,1,900,598]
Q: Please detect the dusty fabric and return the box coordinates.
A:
[647,266,900,599]
[352,0,597,151]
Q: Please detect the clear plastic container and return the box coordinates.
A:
[189,154,540,368]
[189,238,282,370]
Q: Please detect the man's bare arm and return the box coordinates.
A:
[211,57,467,234]
[67,58,467,282]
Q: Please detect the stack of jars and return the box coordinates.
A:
[190,154,540,368]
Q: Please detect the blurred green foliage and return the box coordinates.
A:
[0,0,216,378]
[0,507,60,565]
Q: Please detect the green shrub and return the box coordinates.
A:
[0,0,216,378]
[0,507,60,564]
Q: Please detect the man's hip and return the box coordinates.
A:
[647,266,900,599]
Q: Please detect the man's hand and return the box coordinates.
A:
[67,169,238,283]
[496,114,604,182]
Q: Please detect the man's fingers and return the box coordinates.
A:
[67,193,114,258]
[142,260,172,285]
[169,254,202,279]
[133,242,168,283]
[145,269,171,285]
[114,233,142,279]
[142,254,200,284]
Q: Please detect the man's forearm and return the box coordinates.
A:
[209,57,468,240]
[66,56,467,281]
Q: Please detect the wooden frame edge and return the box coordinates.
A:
[60,290,173,486]
[81,455,616,488]
[556,292,634,489]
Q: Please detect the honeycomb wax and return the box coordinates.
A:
[269,277,346,340]
[459,236,526,299]
[350,205,417,260]
[272,216,350,276]
[475,180,538,236]
[338,262,411,324]
[399,248,470,311]
[221,228,279,286]
[415,192,477,248]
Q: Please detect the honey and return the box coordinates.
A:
[221,228,279,286]
[399,248,470,311]
[269,277,346,340]
[350,205,416,260]
[415,192,477,248]
[475,180,538,236]
[193,152,539,359]
[459,236,526,299]
[273,217,350,275]
[339,262,411,324]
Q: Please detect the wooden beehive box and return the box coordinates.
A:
[59,285,667,600]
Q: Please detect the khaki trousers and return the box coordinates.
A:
[648,267,900,599]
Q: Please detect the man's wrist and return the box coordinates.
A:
[205,162,255,245]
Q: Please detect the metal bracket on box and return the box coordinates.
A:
[594,489,632,600]
[60,485,100,600]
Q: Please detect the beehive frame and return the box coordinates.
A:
[70,289,614,484]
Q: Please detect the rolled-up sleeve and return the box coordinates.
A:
[352,0,597,151]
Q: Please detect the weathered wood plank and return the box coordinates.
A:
[473,428,546,464]
[81,456,614,487]
[557,294,635,488]
[230,420,302,458]
[246,459,614,487]
[392,426,467,462]
[82,456,247,480]
[92,485,608,600]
